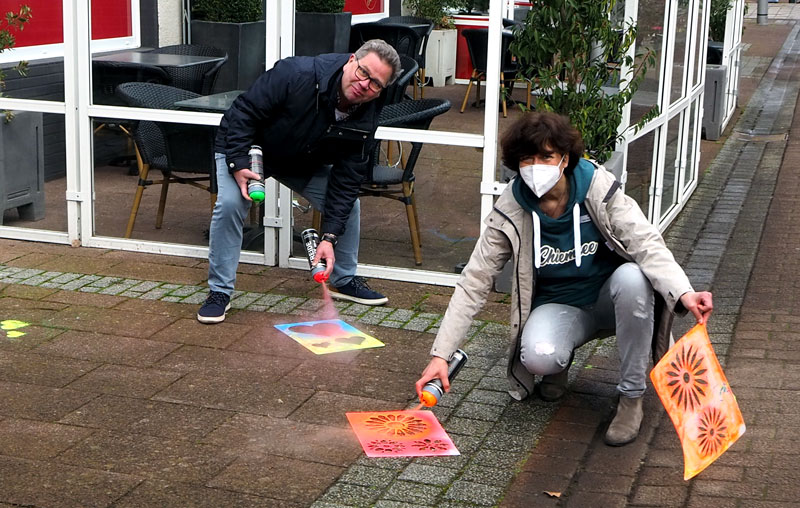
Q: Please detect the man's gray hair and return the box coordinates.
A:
[355,39,402,85]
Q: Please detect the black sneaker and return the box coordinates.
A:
[197,291,231,324]
[330,276,388,306]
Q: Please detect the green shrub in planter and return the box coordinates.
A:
[193,0,262,23]
[511,0,657,163]
[710,0,733,42]
[1,4,31,122]
[404,0,455,29]
[296,0,345,12]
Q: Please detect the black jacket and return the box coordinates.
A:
[215,53,381,236]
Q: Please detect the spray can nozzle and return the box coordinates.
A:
[300,228,329,283]
[420,349,468,407]
[247,145,265,204]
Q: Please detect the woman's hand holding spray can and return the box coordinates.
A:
[418,349,468,407]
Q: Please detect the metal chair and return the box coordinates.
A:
[115,82,217,238]
[151,44,228,95]
[460,28,531,118]
[375,16,434,98]
[349,22,423,66]
[384,55,419,106]
[361,98,452,265]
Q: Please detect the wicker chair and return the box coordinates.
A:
[115,82,218,238]
[151,44,228,95]
[375,16,434,98]
[362,98,452,265]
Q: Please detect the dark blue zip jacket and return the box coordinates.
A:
[215,53,381,236]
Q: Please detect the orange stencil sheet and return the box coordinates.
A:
[274,319,384,355]
[650,323,746,480]
[346,410,460,458]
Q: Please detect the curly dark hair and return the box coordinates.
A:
[500,112,585,175]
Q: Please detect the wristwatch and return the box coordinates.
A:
[321,233,338,247]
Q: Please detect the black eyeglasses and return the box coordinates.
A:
[354,57,386,93]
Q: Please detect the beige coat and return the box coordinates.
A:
[431,164,694,400]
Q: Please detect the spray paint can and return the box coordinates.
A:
[420,349,468,407]
[247,145,265,204]
[300,228,328,283]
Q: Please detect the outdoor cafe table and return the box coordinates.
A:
[174,90,244,112]
[94,50,226,68]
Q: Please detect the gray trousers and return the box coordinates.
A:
[519,262,655,398]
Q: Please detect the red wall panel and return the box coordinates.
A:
[344,0,383,15]
[0,0,132,48]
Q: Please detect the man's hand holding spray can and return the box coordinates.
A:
[416,349,468,407]
[247,145,266,204]
[301,228,330,283]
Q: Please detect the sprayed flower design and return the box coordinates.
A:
[697,407,728,457]
[364,414,427,436]
[666,343,708,411]
[367,439,405,453]
[412,438,450,452]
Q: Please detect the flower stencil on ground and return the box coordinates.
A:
[347,410,459,458]
[412,438,450,452]
[364,414,427,437]
[367,439,405,454]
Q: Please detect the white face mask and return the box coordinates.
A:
[519,155,565,198]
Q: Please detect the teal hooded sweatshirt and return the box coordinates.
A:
[512,158,623,308]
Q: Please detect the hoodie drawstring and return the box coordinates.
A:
[532,204,582,269]
[532,211,541,269]
[572,203,582,267]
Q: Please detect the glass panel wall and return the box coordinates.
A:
[669,0,689,104]
[625,130,656,211]
[629,0,666,126]
[660,114,682,218]
[0,113,67,233]
[0,2,66,236]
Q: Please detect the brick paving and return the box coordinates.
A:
[3,16,800,508]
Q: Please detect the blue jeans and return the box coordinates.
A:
[519,262,655,398]
[207,153,360,294]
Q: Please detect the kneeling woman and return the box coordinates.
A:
[415,112,713,446]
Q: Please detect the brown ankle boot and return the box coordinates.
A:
[604,396,643,446]
[538,363,571,402]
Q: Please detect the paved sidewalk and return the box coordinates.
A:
[2,18,800,508]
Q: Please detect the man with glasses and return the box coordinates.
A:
[198,40,402,324]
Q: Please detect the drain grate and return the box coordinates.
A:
[732,131,789,142]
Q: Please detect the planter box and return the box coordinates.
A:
[703,64,728,141]
[295,12,352,56]
[191,20,266,92]
[0,111,45,225]
[425,29,457,87]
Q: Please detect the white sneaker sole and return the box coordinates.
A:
[329,291,388,306]
[196,303,231,324]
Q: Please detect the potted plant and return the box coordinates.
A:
[294,0,352,57]
[405,0,457,86]
[190,0,265,91]
[707,0,732,64]
[511,0,657,166]
[0,4,44,225]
